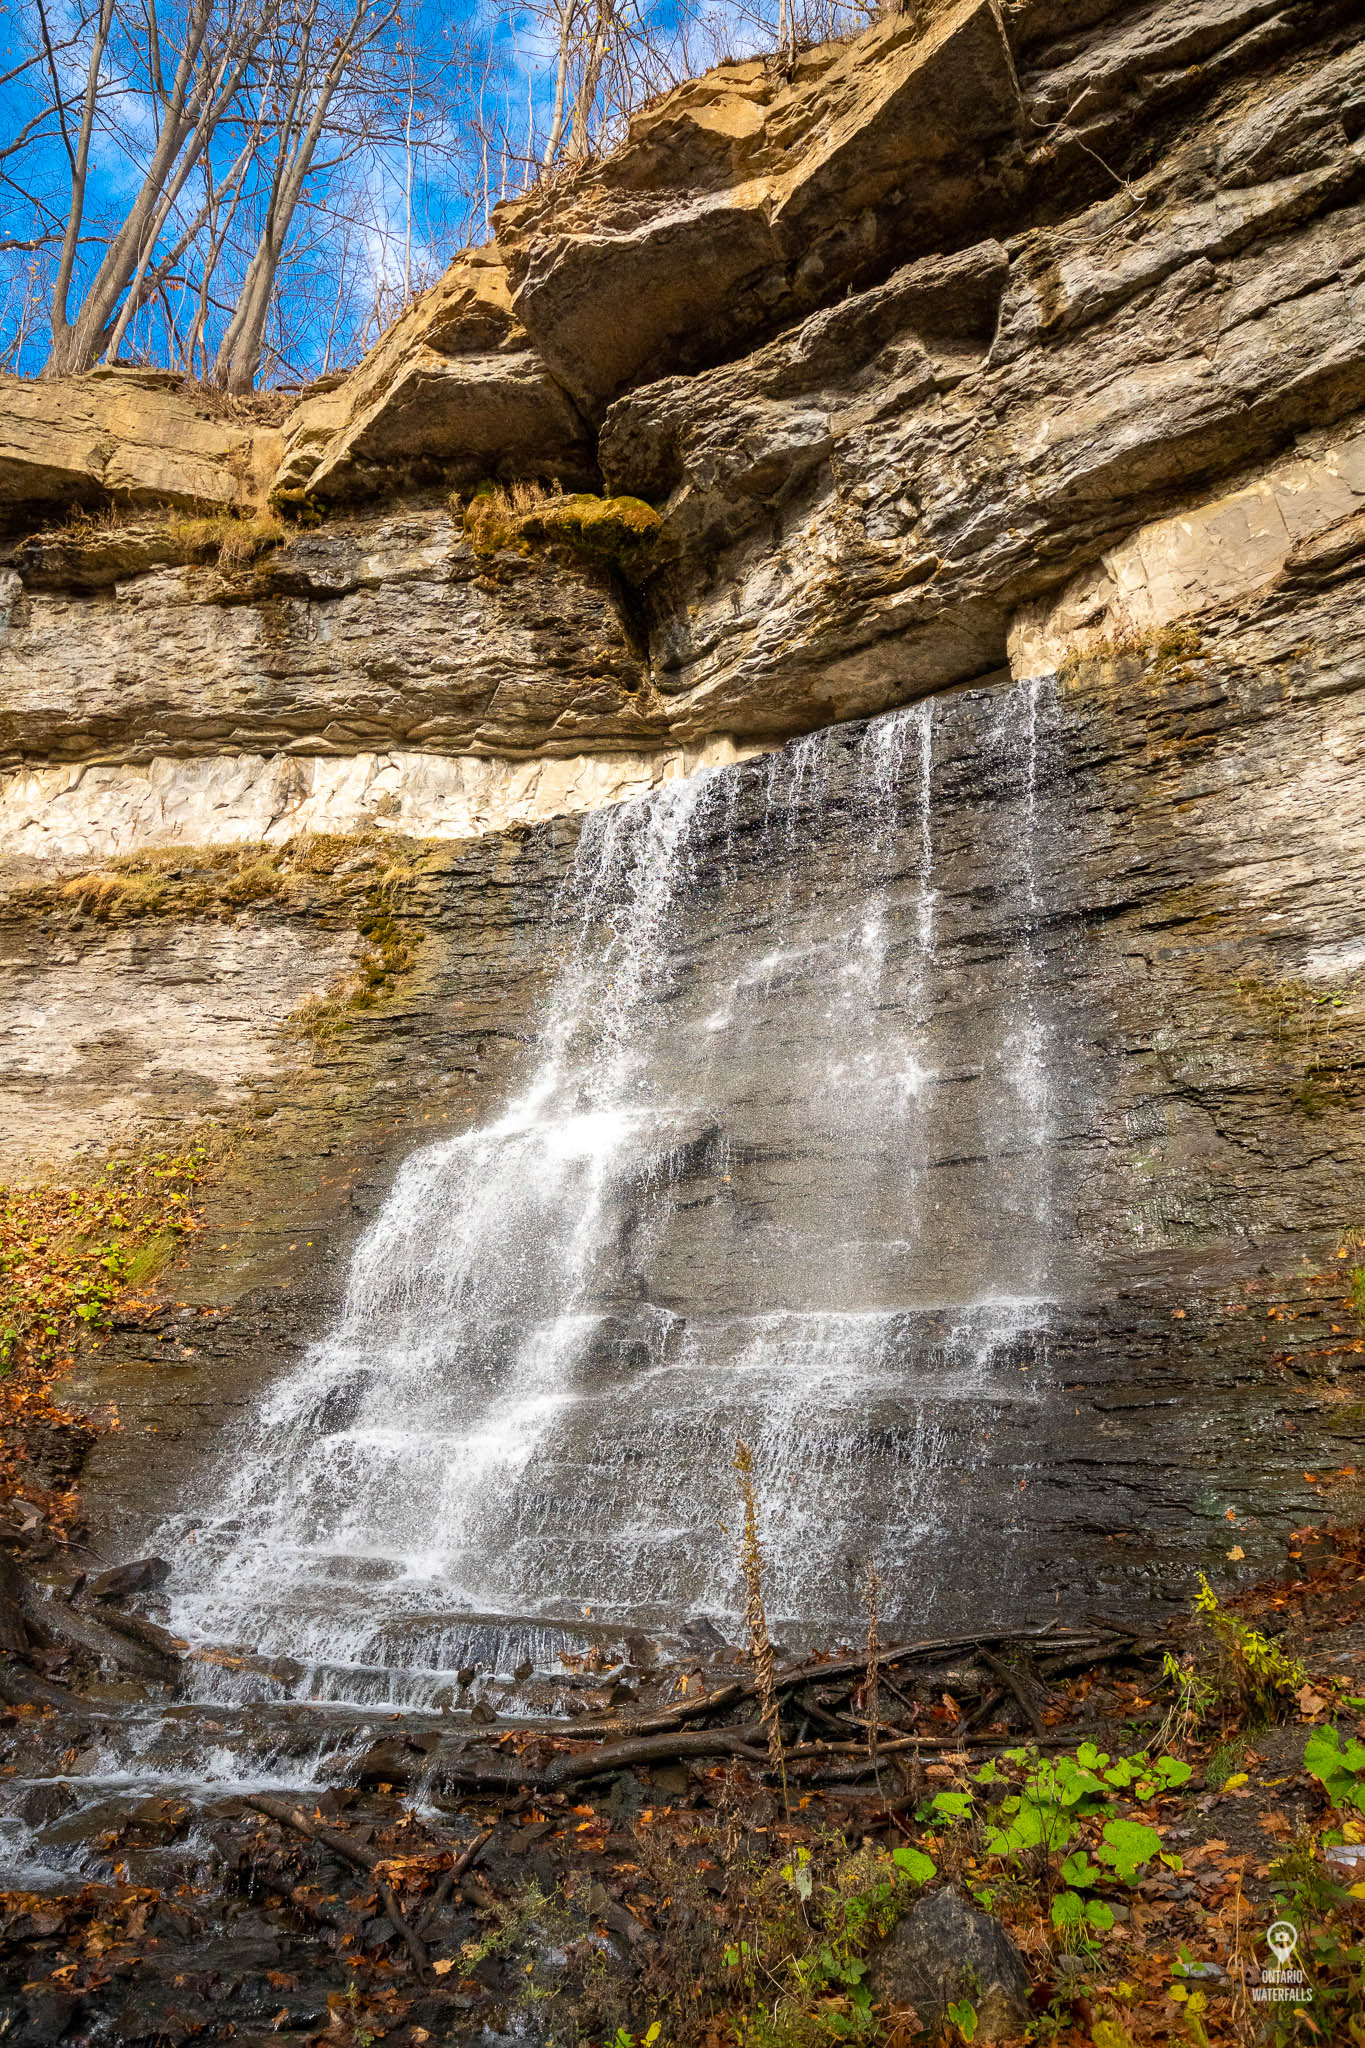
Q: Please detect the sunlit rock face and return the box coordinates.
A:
[0,741,759,867]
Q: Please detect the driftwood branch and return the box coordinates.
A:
[417,1825,495,1936]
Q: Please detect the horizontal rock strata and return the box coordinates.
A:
[0,738,758,865]
[0,368,282,522]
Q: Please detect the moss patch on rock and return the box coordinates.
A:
[461,481,660,576]
[8,505,286,589]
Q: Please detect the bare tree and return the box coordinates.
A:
[41,0,270,377]
[1,0,880,385]
[212,0,403,392]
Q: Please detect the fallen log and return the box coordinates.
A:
[1035,1637,1139,1679]
[75,1602,184,1664]
[432,1756,549,1796]
[241,1793,428,1976]
[544,1720,768,1789]
[524,1625,1112,1744]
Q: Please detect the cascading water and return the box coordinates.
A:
[165,683,1067,1707]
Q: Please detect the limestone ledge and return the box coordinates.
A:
[1010,427,1365,677]
[0,737,761,865]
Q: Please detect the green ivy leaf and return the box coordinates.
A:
[946,1998,978,2043]
[1096,1818,1162,1884]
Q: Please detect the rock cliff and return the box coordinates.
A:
[2,0,1363,1613]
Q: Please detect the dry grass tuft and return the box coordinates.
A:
[171,508,286,571]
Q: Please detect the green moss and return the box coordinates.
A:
[120,1227,181,1288]
[1233,973,1364,1118]
[269,485,325,527]
[461,482,660,575]
[1059,620,1206,689]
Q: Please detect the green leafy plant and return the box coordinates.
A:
[1192,1573,1308,1721]
[1050,1888,1114,1935]
[1350,1263,1365,1325]
[1304,1725,1365,1815]
[980,1744,1185,1866]
[945,1998,978,2042]
[720,1840,935,2044]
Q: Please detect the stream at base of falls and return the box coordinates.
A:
[4,678,1085,1882]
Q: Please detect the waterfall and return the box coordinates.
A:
[168,685,1064,1703]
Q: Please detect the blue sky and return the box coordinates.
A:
[0,0,859,384]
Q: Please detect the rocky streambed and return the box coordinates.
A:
[1,1521,1364,2047]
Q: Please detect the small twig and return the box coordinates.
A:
[734,1440,788,1814]
[979,1648,1048,1740]
[965,1684,1007,1731]
[861,1563,883,1796]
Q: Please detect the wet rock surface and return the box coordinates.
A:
[1,8,1364,2029]
[15,543,1357,1625]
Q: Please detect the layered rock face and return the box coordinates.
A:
[2,0,1364,1619]
[4,0,1363,849]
